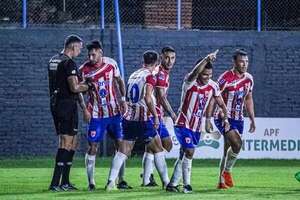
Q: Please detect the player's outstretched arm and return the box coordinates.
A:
[145,84,159,129]
[185,49,219,83]
[156,87,177,122]
[245,91,256,133]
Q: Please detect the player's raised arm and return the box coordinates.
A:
[185,49,219,83]
[245,91,256,133]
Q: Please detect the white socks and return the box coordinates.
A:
[182,155,192,186]
[108,152,127,183]
[169,157,183,186]
[118,161,126,183]
[224,147,238,172]
[85,153,96,185]
[219,155,226,183]
[142,152,154,185]
[154,151,169,186]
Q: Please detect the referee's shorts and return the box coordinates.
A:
[51,99,78,136]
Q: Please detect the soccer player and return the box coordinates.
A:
[166,50,230,193]
[79,40,131,191]
[48,35,90,191]
[206,49,256,189]
[105,50,170,190]
[141,46,177,186]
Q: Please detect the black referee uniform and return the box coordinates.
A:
[48,52,81,190]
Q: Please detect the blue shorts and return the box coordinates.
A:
[174,126,201,149]
[214,118,244,135]
[87,115,123,143]
[122,119,158,143]
[158,122,170,139]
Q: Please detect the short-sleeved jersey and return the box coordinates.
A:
[175,79,220,133]
[50,54,79,101]
[215,70,254,120]
[79,57,121,118]
[154,65,170,117]
[124,67,156,121]
[48,53,69,97]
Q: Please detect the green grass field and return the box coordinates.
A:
[0,158,300,200]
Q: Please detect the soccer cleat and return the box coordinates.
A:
[117,181,133,189]
[183,185,193,194]
[88,184,96,191]
[149,174,158,186]
[140,173,158,187]
[105,180,117,191]
[49,185,61,192]
[141,182,158,187]
[166,184,180,192]
[217,182,228,189]
[222,171,234,187]
[60,183,78,191]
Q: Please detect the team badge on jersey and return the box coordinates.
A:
[218,78,226,85]
[185,137,191,144]
[99,89,107,98]
[158,72,165,80]
[90,131,96,137]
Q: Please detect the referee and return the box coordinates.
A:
[48,35,90,191]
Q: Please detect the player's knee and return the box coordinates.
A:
[64,143,72,151]
[118,143,131,156]
[233,143,242,153]
[64,138,73,150]
[164,142,172,152]
[184,149,194,159]
[150,143,164,153]
[88,145,98,155]
[114,139,122,149]
[162,138,173,152]
[71,141,78,150]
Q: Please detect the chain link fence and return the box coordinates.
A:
[0,0,22,26]
[263,0,300,31]
[192,0,257,30]
[1,0,299,30]
[26,0,99,26]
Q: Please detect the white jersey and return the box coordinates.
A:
[124,67,156,121]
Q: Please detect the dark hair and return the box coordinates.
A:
[194,57,213,69]
[87,40,103,51]
[143,50,159,65]
[233,49,248,60]
[161,46,175,54]
[64,34,83,48]
[204,62,213,69]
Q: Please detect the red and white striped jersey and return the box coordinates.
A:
[215,69,254,120]
[154,65,170,117]
[124,67,156,121]
[79,57,121,118]
[175,79,221,132]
